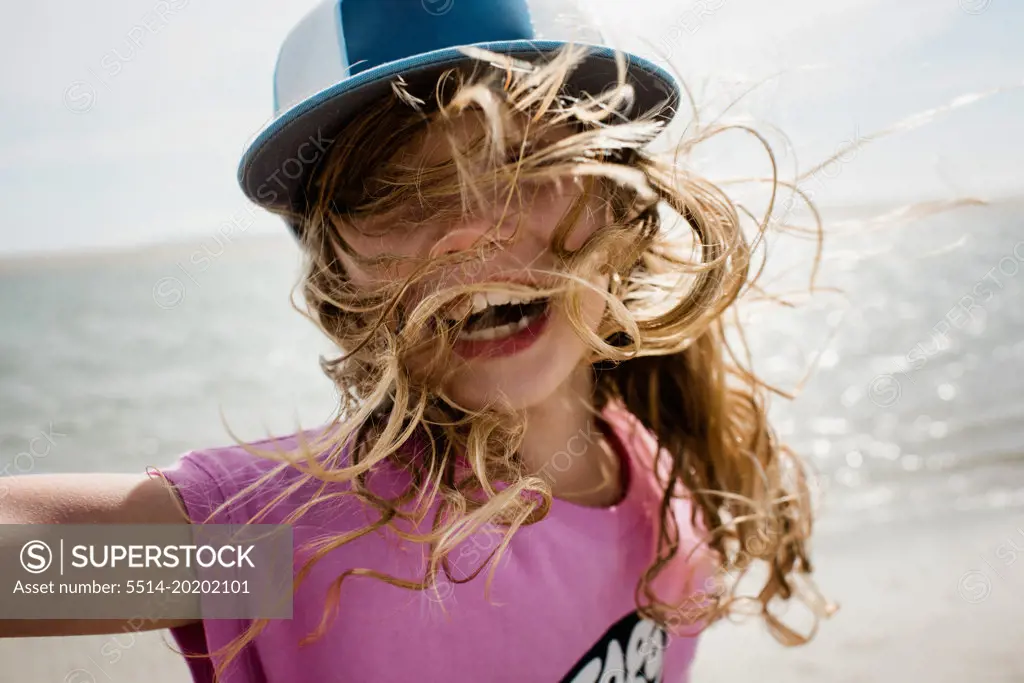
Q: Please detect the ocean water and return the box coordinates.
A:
[1,199,1022,532]
[745,197,1024,530]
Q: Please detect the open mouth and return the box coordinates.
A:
[445,291,551,342]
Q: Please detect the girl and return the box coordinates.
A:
[1,0,831,680]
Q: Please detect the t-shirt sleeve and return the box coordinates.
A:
[154,449,271,683]
[158,450,241,525]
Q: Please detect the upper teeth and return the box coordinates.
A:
[448,291,541,320]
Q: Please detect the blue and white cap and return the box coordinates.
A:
[239,0,680,222]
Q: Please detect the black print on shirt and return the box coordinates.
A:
[559,611,667,683]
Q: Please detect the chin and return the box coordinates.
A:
[406,276,609,413]
[443,310,590,413]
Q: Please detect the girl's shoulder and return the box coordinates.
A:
[157,426,393,528]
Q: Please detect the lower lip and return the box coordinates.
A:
[452,308,551,360]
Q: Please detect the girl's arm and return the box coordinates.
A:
[0,473,199,636]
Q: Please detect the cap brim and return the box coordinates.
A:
[238,40,679,219]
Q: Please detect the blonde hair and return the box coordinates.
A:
[203,44,837,677]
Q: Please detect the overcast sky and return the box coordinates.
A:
[0,0,1020,254]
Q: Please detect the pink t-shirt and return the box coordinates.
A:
[161,404,713,682]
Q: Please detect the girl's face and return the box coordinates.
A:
[335,114,610,411]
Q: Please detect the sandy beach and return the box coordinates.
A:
[693,508,1024,683]
[1,506,1020,683]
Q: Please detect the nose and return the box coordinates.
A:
[427,214,515,260]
